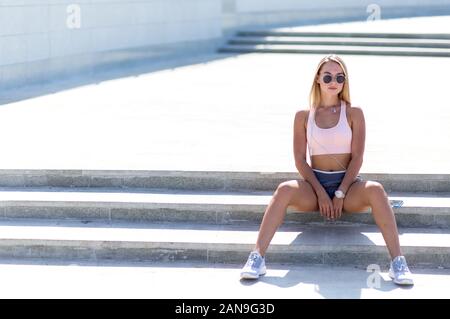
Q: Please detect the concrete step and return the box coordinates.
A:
[0,170,449,193]
[236,31,450,40]
[218,44,450,57]
[229,36,450,48]
[220,31,450,57]
[1,188,450,228]
[0,219,448,268]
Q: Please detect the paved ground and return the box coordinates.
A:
[276,14,450,33]
[0,16,449,174]
[0,259,448,299]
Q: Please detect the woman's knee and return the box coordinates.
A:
[274,180,299,203]
[274,180,297,201]
[274,180,316,210]
[366,181,387,201]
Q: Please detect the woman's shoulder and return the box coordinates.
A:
[295,109,310,122]
[346,103,364,123]
[295,108,309,117]
[344,101,363,111]
[294,109,310,129]
[348,105,364,116]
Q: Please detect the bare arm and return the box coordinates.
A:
[337,107,366,194]
[293,110,328,197]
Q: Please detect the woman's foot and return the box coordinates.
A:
[240,251,266,279]
[389,255,414,285]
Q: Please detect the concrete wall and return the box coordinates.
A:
[0,0,222,89]
[1,0,450,89]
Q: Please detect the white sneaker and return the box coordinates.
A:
[240,251,266,279]
[389,255,414,286]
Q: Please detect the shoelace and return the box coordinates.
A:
[393,259,409,273]
[246,253,260,267]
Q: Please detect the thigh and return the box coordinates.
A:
[343,180,371,213]
[283,180,319,212]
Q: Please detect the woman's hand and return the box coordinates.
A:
[317,190,334,220]
[332,197,344,220]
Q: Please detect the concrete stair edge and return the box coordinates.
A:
[0,221,448,267]
[236,31,450,40]
[229,38,450,48]
[218,45,450,57]
[0,189,449,228]
[0,170,449,192]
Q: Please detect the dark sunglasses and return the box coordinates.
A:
[322,74,346,84]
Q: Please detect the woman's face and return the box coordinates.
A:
[316,61,345,96]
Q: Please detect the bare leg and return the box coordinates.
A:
[254,193,288,256]
[368,184,402,258]
[344,181,401,258]
[254,180,318,256]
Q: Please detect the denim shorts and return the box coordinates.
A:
[313,169,362,199]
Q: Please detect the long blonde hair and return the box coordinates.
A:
[309,54,351,109]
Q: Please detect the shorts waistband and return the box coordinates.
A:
[312,169,346,174]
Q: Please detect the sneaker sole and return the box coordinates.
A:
[389,271,414,286]
[240,269,267,280]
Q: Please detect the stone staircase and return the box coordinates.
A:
[0,169,449,269]
[218,31,450,57]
